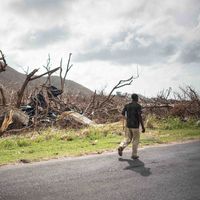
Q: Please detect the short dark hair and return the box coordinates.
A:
[131,93,138,101]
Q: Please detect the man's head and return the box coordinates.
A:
[131,93,138,102]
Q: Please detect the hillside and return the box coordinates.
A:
[0,66,93,96]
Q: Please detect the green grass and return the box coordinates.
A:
[0,119,200,165]
[0,125,122,165]
[140,129,200,146]
[146,115,200,130]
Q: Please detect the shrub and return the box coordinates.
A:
[86,127,102,140]
[0,139,17,149]
[17,139,31,147]
[145,115,158,129]
[145,115,198,130]
[159,117,197,130]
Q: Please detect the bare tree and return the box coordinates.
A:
[157,87,172,102]
[43,54,52,86]
[60,53,73,93]
[83,74,138,119]
[16,67,60,108]
[175,86,200,118]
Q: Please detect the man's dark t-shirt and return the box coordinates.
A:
[122,102,142,128]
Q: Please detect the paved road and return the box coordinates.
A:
[0,141,200,200]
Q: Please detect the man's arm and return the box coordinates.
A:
[138,106,145,133]
[122,115,126,130]
[139,114,145,133]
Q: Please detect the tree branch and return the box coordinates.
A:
[30,67,60,81]
[98,76,134,108]
[61,53,73,92]
[43,54,52,85]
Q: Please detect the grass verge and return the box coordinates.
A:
[0,120,200,165]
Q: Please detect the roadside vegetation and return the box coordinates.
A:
[1,51,200,165]
[0,117,199,165]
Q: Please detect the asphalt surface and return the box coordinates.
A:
[0,141,200,200]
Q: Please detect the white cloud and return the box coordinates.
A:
[0,0,200,97]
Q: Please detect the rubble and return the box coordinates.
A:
[0,50,199,135]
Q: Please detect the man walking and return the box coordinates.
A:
[118,93,145,159]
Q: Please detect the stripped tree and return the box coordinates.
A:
[60,53,73,93]
[83,67,139,119]
[16,67,60,108]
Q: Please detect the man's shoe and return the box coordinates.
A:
[118,147,123,156]
[131,155,139,159]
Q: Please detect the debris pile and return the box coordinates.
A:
[0,50,199,135]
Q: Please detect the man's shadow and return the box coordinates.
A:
[119,158,151,177]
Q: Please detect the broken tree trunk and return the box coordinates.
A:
[0,108,29,135]
[57,111,95,128]
[0,85,6,106]
[16,67,60,108]
[16,69,39,108]
[0,110,13,134]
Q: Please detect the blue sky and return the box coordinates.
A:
[0,0,200,97]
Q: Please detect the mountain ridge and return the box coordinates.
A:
[0,66,93,97]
